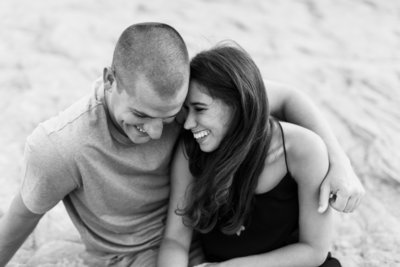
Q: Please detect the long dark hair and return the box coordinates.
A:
[179,42,274,235]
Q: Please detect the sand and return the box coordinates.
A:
[0,0,399,266]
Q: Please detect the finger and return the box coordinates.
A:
[330,191,348,212]
[318,182,331,213]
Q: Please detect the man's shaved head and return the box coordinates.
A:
[111,22,189,99]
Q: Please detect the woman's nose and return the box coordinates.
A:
[183,111,196,130]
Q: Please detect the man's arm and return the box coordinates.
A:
[0,193,43,266]
[267,80,365,213]
[0,124,79,266]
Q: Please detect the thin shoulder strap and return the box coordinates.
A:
[277,121,290,173]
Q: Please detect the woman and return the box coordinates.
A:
[158,43,341,267]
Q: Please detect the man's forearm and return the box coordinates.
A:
[278,88,347,162]
[0,194,42,265]
[0,240,26,266]
[0,221,37,265]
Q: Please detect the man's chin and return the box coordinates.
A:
[129,135,151,144]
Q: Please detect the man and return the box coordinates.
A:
[0,22,364,266]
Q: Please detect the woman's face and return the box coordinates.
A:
[184,81,233,152]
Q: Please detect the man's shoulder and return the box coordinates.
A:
[42,82,106,136]
[28,81,107,153]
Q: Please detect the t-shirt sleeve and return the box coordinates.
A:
[20,125,78,214]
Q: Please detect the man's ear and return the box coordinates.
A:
[103,67,115,91]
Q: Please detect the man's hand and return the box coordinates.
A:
[318,158,365,213]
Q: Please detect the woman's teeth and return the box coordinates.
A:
[193,130,210,140]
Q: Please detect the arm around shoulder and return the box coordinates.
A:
[266,79,343,173]
[266,80,365,213]
[265,80,311,122]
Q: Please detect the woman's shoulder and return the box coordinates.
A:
[280,122,326,154]
[279,122,329,186]
[265,121,325,164]
[256,122,288,193]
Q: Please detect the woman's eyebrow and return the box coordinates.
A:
[189,102,208,106]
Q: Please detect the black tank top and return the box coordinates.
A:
[200,123,299,262]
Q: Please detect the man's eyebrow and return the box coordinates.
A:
[130,108,180,119]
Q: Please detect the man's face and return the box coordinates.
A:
[105,69,187,144]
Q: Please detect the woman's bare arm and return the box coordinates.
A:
[158,142,194,267]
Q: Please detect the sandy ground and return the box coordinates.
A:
[0,0,399,266]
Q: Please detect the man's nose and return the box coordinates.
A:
[144,119,163,139]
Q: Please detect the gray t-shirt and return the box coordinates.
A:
[20,79,181,256]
